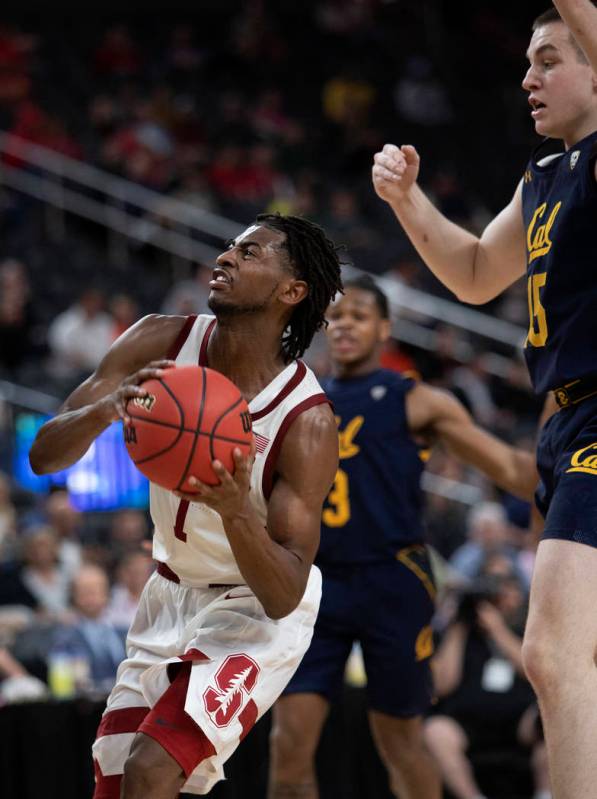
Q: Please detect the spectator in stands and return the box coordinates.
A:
[109,293,139,341]
[47,287,113,380]
[449,502,519,581]
[0,257,44,376]
[0,471,17,563]
[44,489,83,581]
[0,645,47,703]
[393,55,453,127]
[49,563,125,693]
[160,262,211,316]
[17,525,70,618]
[425,569,546,799]
[105,550,153,638]
[93,25,142,79]
[108,508,150,566]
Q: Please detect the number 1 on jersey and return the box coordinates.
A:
[174,500,189,542]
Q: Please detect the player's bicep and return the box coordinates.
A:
[61,314,184,412]
[266,405,339,563]
[475,180,527,301]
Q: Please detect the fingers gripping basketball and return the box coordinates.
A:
[123,365,253,491]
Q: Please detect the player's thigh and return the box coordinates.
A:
[283,569,356,703]
[525,538,597,674]
[271,692,330,760]
[361,556,435,717]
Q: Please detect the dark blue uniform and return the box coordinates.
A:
[522,131,597,544]
[284,369,435,716]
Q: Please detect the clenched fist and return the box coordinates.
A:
[372,143,420,204]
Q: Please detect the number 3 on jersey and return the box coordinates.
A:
[526,272,548,347]
[322,468,351,527]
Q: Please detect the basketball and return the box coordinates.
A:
[123,365,252,492]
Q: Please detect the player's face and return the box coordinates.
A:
[522,22,597,144]
[326,287,390,366]
[209,225,300,315]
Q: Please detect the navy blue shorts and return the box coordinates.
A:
[284,546,436,718]
[537,393,597,546]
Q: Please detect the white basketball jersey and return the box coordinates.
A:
[150,315,328,586]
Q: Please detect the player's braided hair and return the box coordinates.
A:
[255,213,344,363]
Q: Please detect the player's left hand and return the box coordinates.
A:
[173,441,256,520]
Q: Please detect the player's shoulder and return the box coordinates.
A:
[102,314,189,369]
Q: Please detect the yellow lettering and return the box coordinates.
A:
[337,415,364,460]
[415,626,434,662]
[526,273,548,348]
[567,443,597,475]
[322,468,351,527]
[527,201,561,263]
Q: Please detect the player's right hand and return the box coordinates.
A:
[100,359,176,424]
[372,143,420,204]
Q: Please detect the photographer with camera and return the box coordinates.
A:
[424,566,550,799]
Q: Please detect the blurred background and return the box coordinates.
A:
[0,1,553,797]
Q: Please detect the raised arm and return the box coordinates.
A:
[372,144,527,304]
[406,382,538,501]
[553,0,597,73]
[29,314,184,474]
[177,404,339,619]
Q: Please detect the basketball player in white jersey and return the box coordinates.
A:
[29,213,343,799]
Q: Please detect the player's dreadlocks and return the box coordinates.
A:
[256,213,344,363]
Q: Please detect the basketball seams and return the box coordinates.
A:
[175,366,208,491]
[209,396,246,462]
[127,412,250,445]
[126,377,186,467]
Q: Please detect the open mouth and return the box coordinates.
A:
[210,268,232,288]
[529,98,547,116]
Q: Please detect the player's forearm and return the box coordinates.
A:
[388,184,484,303]
[221,510,310,619]
[553,0,597,75]
[29,400,114,475]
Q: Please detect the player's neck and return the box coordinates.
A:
[207,320,287,401]
[561,111,597,149]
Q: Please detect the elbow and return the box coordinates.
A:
[263,599,299,620]
[454,287,497,306]
[29,447,49,476]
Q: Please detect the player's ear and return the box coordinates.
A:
[279,279,308,307]
[379,318,392,343]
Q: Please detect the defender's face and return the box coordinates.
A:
[209,225,292,314]
[326,287,389,366]
[522,22,597,143]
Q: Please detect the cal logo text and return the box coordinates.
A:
[527,201,562,263]
[566,442,597,475]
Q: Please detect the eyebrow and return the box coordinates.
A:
[226,238,263,250]
[526,43,560,61]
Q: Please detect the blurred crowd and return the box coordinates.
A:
[0,3,551,796]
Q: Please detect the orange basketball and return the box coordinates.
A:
[123,365,252,492]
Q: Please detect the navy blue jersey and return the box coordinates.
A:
[317,369,425,567]
[522,131,597,393]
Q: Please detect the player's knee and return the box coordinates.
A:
[424,715,464,753]
[270,716,312,767]
[521,628,560,692]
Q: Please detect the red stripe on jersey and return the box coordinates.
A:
[198,318,217,365]
[251,361,307,422]
[262,393,331,499]
[238,698,258,741]
[167,315,197,359]
[96,706,149,738]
